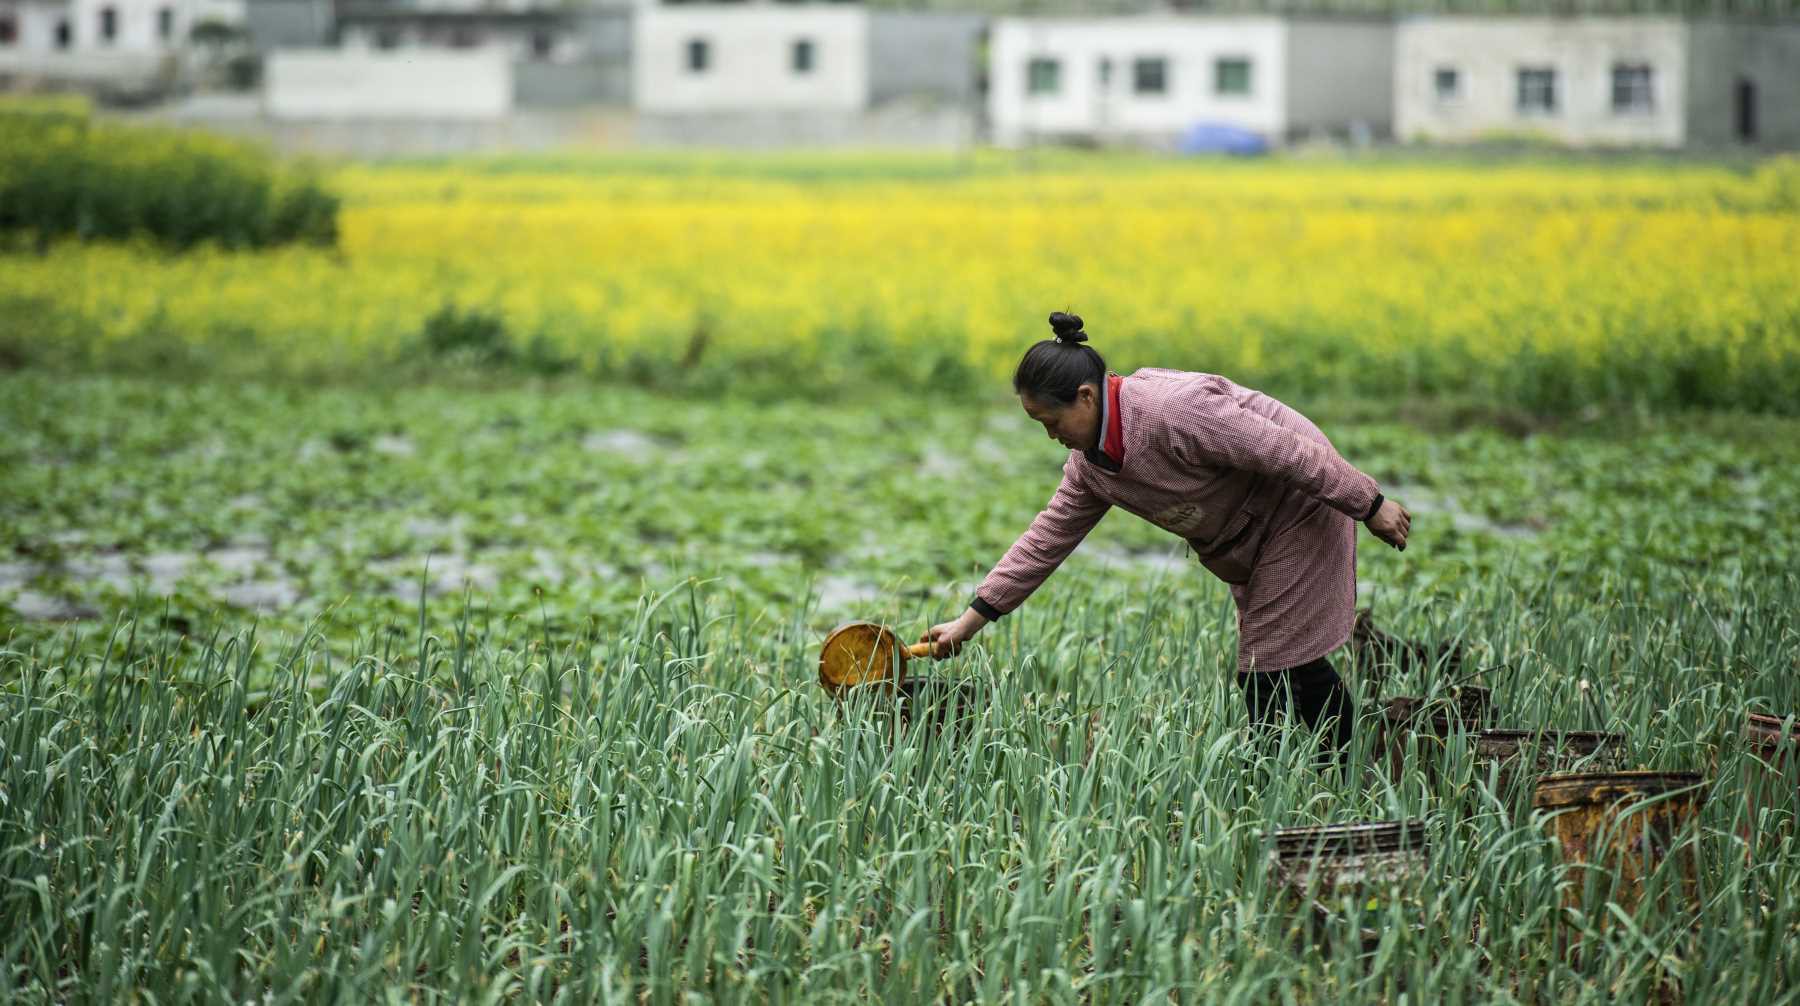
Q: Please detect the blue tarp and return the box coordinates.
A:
[1177,123,1270,156]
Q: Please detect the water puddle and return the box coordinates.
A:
[814,575,880,612]
[583,429,663,460]
[6,591,98,621]
[371,435,416,457]
[0,561,40,590]
[218,579,301,612]
[375,554,499,600]
[916,448,965,479]
[1085,545,1194,577]
[1386,485,1543,541]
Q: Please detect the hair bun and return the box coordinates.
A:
[1048,312,1087,344]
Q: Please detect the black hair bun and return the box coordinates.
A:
[1048,312,1087,344]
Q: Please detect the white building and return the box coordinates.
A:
[0,0,241,52]
[634,4,869,114]
[988,15,1394,147]
[1394,17,1800,148]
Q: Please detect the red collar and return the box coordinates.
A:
[1085,373,1125,472]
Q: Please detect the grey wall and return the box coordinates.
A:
[244,0,332,50]
[516,9,631,107]
[1686,20,1800,149]
[1285,17,1393,140]
[868,12,986,107]
[515,61,630,107]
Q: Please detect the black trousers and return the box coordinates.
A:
[1236,655,1356,765]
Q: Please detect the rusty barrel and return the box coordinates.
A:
[1532,771,1706,918]
[1269,819,1430,908]
[1742,712,1799,848]
[1471,729,1624,796]
[894,676,980,741]
[1375,686,1496,781]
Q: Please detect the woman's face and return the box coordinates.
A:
[1020,384,1101,452]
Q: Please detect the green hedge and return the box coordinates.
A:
[0,102,338,251]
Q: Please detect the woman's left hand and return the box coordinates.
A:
[1367,499,1411,551]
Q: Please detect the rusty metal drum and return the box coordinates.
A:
[1472,729,1625,796]
[1532,771,1707,919]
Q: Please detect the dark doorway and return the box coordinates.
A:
[1736,77,1757,143]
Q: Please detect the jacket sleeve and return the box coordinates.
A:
[1162,385,1381,520]
[971,458,1110,619]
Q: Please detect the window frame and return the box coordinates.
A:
[1610,62,1654,115]
[1025,56,1061,97]
[1515,65,1558,116]
[1214,56,1253,97]
[685,37,710,74]
[99,5,118,44]
[1131,55,1168,97]
[1433,65,1461,103]
[791,37,814,75]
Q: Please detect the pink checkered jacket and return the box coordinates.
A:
[972,368,1382,674]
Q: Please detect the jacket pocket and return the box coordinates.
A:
[1191,509,1262,586]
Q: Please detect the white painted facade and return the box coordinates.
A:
[0,0,242,52]
[263,48,511,118]
[1394,17,1687,147]
[634,5,868,114]
[1,1,71,50]
[989,16,1289,146]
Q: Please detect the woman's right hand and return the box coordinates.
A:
[1367,498,1411,551]
[923,607,989,659]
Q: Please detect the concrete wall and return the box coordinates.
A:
[244,0,329,49]
[868,11,984,106]
[516,58,627,107]
[1686,20,1800,149]
[1394,17,1687,147]
[69,0,190,50]
[2,2,72,52]
[264,48,511,118]
[0,48,168,87]
[1285,17,1392,140]
[989,16,1287,147]
[635,6,867,113]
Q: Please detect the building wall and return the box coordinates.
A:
[244,0,330,50]
[634,6,867,113]
[868,11,984,106]
[264,48,511,118]
[988,16,1287,147]
[1394,16,1687,147]
[69,0,190,50]
[1284,17,1392,140]
[1686,19,1800,149]
[2,2,73,52]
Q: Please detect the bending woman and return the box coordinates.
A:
[925,313,1411,757]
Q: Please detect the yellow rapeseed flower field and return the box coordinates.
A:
[6,154,1799,411]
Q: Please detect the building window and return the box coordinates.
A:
[1612,63,1653,114]
[374,26,400,49]
[157,6,173,40]
[1132,57,1167,95]
[1434,66,1460,102]
[99,6,117,43]
[55,18,71,47]
[1215,57,1252,96]
[686,38,709,73]
[531,30,553,59]
[449,26,478,48]
[0,15,17,45]
[792,38,813,74]
[1026,56,1060,96]
[1516,67,1557,115]
[1097,56,1112,89]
